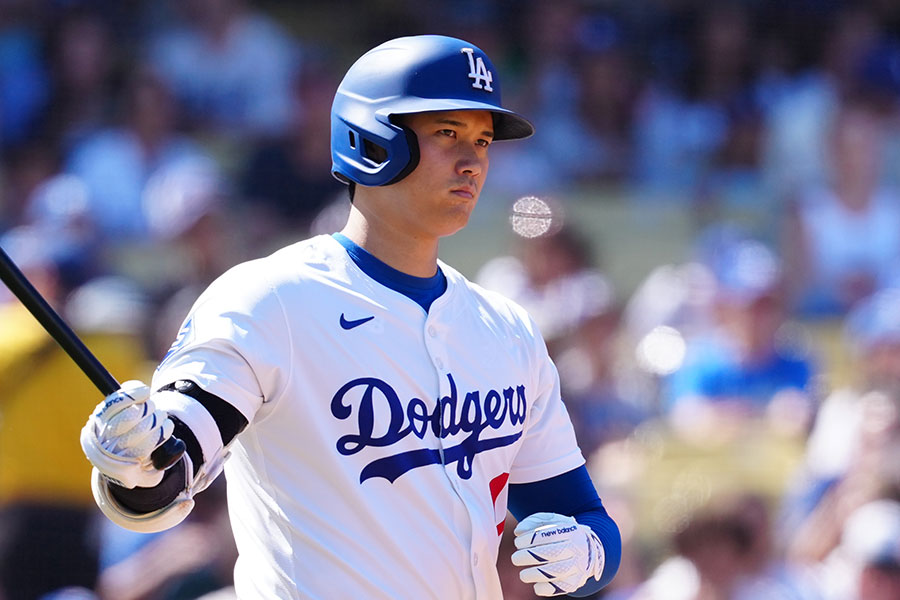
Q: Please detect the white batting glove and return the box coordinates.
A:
[511,512,605,597]
[80,380,175,489]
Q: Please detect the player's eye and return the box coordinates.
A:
[476,138,491,148]
[438,129,457,138]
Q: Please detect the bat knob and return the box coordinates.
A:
[151,436,187,470]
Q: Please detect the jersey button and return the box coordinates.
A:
[428,325,437,337]
[434,357,444,369]
[473,553,479,566]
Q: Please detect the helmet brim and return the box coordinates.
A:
[378,97,535,141]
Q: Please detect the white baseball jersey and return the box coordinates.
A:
[152,234,585,599]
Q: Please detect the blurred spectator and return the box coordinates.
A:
[64,65,213,237]
[782,99,900,318]
[517,0,583,119]
[40,588,99,600]
[0,139,58,228]
[591,225,744,420]
[0,7,49,151]
[815,498,900,600]
[664,238,816,438]
[143,159,233,282]
[96,479,237,600]
[621,493,821,600]
[0,228,150,600]
[631,4,761,199]
[140,159,246,360]
[865,39,900,189]
[480,0,582,198]
[239,58,345,236]
[39,8,119,154]
[476,216,613,358]
[622,222,748,348]
[555,302,650,456]
[145,0,299,139]
[782,288,900,567]
[21,173,100,293]
[761,6,881,200]
[527,13,639,187]
[476,213,648,457]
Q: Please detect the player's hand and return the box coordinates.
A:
[511,512,605,597]
[80,380,175,489]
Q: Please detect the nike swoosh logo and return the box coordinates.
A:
[340,314,375,330]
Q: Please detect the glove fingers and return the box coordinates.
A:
[92,381,151,420]
[110,413,173,457]
[106,405,158,449]
[533,581,573,597]
[514,512,570,536]
[102,402,153,438]
[110,429,156,458]
[91,392,141,424]
[518,558,577,584]
[511,540,575,566]
[157,416,175,448]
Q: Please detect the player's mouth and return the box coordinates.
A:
[450,184,477,199]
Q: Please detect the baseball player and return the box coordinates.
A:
[80,35,621,599]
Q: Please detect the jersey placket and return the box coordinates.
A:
[423,312,494,596]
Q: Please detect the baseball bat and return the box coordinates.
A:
[0,245,185,470]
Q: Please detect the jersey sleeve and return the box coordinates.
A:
[508,316,585,484]
[151,261,293,424]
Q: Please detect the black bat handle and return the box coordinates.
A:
[0,246,185,470]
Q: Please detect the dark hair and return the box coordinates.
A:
[674,498,759,560]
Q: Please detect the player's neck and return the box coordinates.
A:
[340,207,440,278]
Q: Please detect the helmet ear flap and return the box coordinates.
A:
[330,111,411,186]
[382,123,420,186]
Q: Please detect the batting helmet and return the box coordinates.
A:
[331,35,534,187]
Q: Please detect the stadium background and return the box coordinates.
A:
[2,1,900,598]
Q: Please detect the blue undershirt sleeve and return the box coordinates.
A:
[507,465,621,596]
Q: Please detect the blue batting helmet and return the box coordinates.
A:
[331,35,534,187]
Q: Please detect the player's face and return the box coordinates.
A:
[386,109,493,239]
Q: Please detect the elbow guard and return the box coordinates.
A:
[91,458,195,533]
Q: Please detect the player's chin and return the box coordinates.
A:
[435,206,476,237]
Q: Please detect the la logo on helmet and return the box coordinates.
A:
[460,48,493,92]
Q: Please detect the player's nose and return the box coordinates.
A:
[455,148,485,178]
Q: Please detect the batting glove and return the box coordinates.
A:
[511,512,605,597]
[80,380,175,489]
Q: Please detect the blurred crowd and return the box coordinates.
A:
[2,0,900,599]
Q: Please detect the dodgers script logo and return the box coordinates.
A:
[331,373,525,483]
[460,47,493,92]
